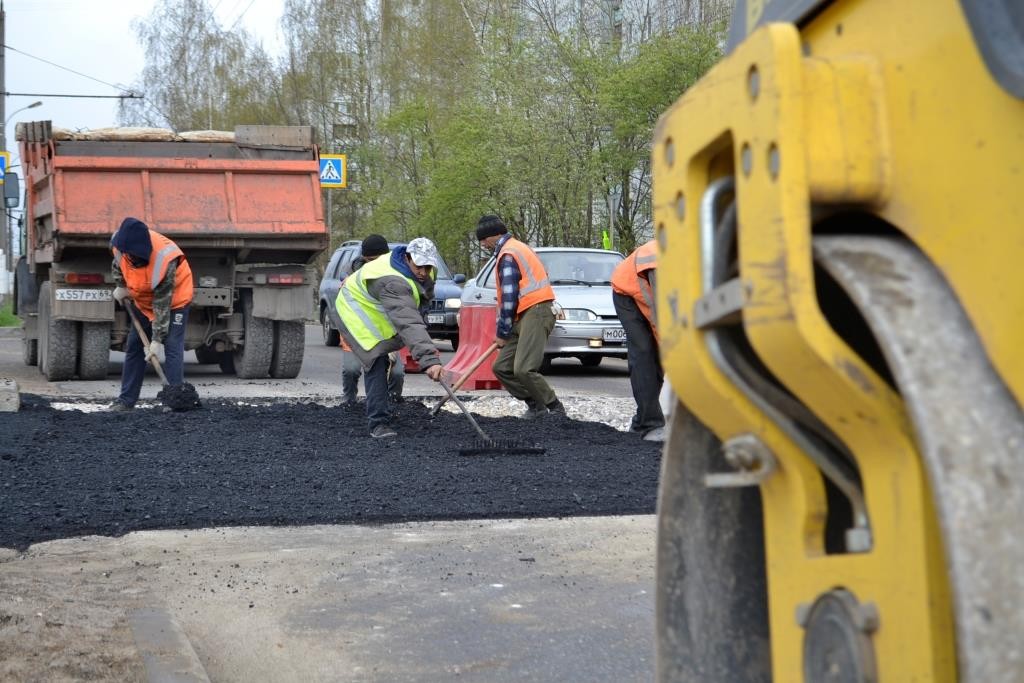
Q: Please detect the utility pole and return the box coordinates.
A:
[1,0,8,301]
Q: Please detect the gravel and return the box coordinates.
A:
[1,394,660,552]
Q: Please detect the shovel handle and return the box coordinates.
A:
[430,341,499,415]
[124,302,170,385]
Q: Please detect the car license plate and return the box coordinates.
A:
[55,288,112,302]
[602,327,626,342]
[426,313,445,324]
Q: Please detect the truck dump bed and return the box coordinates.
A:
[18,121,326,264]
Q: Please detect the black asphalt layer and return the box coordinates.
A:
[0,396,661,551]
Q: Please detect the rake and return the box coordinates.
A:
[437,379,545,456]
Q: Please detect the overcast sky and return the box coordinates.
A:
[3,0,286,168]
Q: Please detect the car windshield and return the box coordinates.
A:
[538,251,623,285]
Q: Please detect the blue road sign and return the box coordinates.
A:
[319,154,347,188]
[0,152,8,185]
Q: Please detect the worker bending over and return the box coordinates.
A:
[109,217,194,411]
[611,239,664,441]
[336,237,444,438]
[475,214,564,419]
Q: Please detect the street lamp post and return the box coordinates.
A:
[2,100,42,147]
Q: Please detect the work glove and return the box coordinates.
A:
[112,286,129,304]
[145,340,164,363]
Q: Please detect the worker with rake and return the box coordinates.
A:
[336,237,445,438]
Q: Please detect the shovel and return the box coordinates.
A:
[438,378,544,456]
[430,341,499,416]
[123,301,201,412]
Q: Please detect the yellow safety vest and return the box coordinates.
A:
[335,256,421,351]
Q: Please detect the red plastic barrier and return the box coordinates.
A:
[444,305,502,390]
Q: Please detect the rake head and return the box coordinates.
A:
[458,439,547,456]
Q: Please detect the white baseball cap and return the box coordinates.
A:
[406,237,440,268]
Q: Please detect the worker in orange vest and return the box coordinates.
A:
[109,217,194,410]
[611,239,664,441]
[476,214,564,419]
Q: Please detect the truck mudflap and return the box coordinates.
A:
[251,285,314,321]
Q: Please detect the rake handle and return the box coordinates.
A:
[430,341,499,416]
[124,301,170,386]
[439,378,492,443]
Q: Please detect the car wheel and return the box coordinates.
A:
[579,355,602,368]
[450,336,460,352]
[540,354,553,374]
[322,306,340,346]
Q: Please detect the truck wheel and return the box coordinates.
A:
[78,322,111,380]
[233,294,273,379]
[218,352,236,375]
[449,336,460,352]
[270,320,305,379]
[322,307,340,346]
[37,282,78,381]
[656,403,771,682]
[23,337,38,366]
[194,345,220,364]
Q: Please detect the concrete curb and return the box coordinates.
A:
[130,607,211,683]
[0,326,23,339]
[0,378,19,412]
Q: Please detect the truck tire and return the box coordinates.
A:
[270,320,305,379]
[218,352,236,375]
[233,294,273,379]
[78,322,111,380]
[322,306,340,346]
[23,337,38,366]
[37,282,79,381]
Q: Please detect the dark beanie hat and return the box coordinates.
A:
[475,214,508,241]
[360,234,390,258]
[110,217,153,261]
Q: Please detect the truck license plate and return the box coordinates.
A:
[426,314,445,324]
[55,288,112,302]
[602,327,626,342]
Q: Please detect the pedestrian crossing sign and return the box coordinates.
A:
[319,154,347,188]
[0,151,8,185]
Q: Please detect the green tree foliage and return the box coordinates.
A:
[121,0,726,273]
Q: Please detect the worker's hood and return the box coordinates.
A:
[551,284,617,317]
[110,217,153,262]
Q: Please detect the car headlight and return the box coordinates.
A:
[560,308,597,321]
[445,298,462,309]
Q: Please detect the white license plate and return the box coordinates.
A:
[55,288,112,302]
[426,314,445,324]
[602,327,626,342]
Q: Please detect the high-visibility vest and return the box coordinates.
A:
[495,238,555,315]
[113,230,193,321]
[611,240,658,336]
[335,255,421,351]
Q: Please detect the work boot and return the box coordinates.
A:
[370,424,398,439]
[523,399,548,420]
[389,392,404,404]
[546,399,566,415]
[109,400,134,412]
[341,394,358,408]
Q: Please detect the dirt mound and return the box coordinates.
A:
[0,397,661,551]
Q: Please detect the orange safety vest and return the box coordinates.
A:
[611,240,658,337]
[114,230,194,321]
[495,237,555,315]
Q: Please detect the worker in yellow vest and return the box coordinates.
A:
[610,239,664,441]
[336,237,444,438]
[109,217,194,410]
[475,215,564,419]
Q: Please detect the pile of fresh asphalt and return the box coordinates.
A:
[0,396,662,551]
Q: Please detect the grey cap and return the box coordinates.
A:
[406,237,440,268]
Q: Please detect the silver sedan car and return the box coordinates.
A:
[460,247,627,368]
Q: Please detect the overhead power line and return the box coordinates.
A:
[3,43,134,94]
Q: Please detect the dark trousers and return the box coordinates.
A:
[119,305,189,406]
[363,354,394,432]
[613,292,664,433]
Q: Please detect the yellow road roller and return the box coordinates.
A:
[651,0,1023,680]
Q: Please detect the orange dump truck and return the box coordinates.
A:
[13,121,327,380]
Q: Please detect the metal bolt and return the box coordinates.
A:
[747,65,760,101]
[675,193,686,221]
[741,143,753,177]
[768,143,780,179]
[665,140,675,167]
